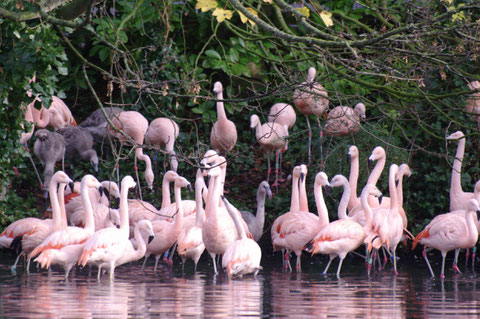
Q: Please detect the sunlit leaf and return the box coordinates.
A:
[195,0,218,13]
[263,0,272,3]
[441,0,453,4]
[212,8,233,23]
[320,10,334,27]
[239,8,258,26]
[296,6,310,18]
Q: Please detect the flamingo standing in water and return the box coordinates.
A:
[210,81,237,153]
[347,145,361,212]
[250,114,288,191]
[78,176,137,280]
[0,171,73,271]
[240,181,272,242]
[307,182,381,278]
[29,175,103,279]
[145,117,180,172]
[447,131,473,212]
[412,199,480,278]
[221,195,262,278]
[143,175,192,271]
[293,67,328,163]
[109,110,154,192]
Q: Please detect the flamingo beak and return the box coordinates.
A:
[379,195,383,204]
[114,198,120,208]
[187,184,193,193]
[347,154,351,165]
[148,235,155,244]
[300,172,305,183]
[325,185,332,195]
[476,210,480,220]
[68,182,75,193]
[368,159,374,170]
[98,186,104,199]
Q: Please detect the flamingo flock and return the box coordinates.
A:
[6,73,480,281]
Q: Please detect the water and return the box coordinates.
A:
[1,251,480,318]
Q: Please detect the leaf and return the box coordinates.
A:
[205,49,221,60]
[320,10,334,27]
[441,0,453,4]
[296,6,310,18]
[238,8,258,26]
[212,8,233,23]
[58,67,68,76]
[195,0,218,12]
[263,0,272,3]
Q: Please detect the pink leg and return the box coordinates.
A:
[306,116,311,164]
[267,156,271,182]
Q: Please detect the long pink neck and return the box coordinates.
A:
[388,166,399,212]
[135,148,153,187]
[32,106,50,128]
[348,155,360,211]
[465,208,478,240]
[132,222,148,260]
[173,184,184,234]
[290,175,300,212]
[338,179,351,220]
[49,177,63,230]
[451,137,465,195]
[81,182,95,233]
[314,182,329,229]
[299,176,309,212]
[361,189,374,233]
[119,182,130,236]
[161,176,173,209]
[227,201,246,240]
[195,176,206,227]
[57,183,68,228]
[367,156,385,186]
[216,91,227,121]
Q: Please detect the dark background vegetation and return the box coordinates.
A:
[1,0,480,245]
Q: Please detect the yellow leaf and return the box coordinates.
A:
[320,10,334,27]
[296,6,310,18]
[263,0,272,3]
[195,0,218,13]
[239,8,258,26]
[212,8,233,23]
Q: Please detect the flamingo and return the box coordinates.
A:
[78,175,137,280]
[396,164,412,236]
[29,174,103,279]
[277,171,330,272]
[365,164,404,275]
[145,117,180,172]
[293,66,328,163]
[56,126,99,173]
[0,171,73,271]
[250,114,288,191]
[33,129,65,194]
[412,198,480,278]
[324,103,366,136]
[298,164,309,212]
[447,131,473,212]
[268,103,296,130]
[143,175,192,271]
[221,195,262,278]
[307,182,381,278]
[30,96,77,130]
[109,110,154,191]
[347,145,360,212]
[210,81,237,153]
[78,107,123,142]
[240,181,272,242]
[176,168,208,272]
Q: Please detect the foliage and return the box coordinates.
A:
[0,0,479,240]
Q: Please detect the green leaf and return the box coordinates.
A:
[58,67,68,76]
[205,49,221,60]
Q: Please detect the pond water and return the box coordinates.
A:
[1,249,480,318]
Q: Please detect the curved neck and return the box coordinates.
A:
[388,167,399,212]
[299,176,309,212]
[58,183,68,228]
[361,190,374,232]
[161,176,173,209]
[33,106,50,128]
[255,189,266,228]
[367,156,385,186]
[451,137,465,195]
[465,209,478,238]
[290,175,300,212]
[49,177,63,230]
[337,180,351,220]
[314,182,329,228]
[254,121,263,142]
[132,223,148,260]
[173,184,184,233]
[195,178,206,227]
[119,183,130,235]
[81,182,96,232]
[348,155,360,210]
[228,202,246,240]
[216,91,227,120]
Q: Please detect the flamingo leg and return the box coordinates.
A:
[267,155,271,183]
[97,265,102,281]
[154,255,161,272]
[440,251,447,279]
[465,249,470,269]
[336,257,345,278]
[422,247,435,277]
[11,253,23,273]
[453,249,462,274]
[142,255,149,269]
[210,252,218,274]
[273,150,280,194]
[322,256,334,275]
[134,155,143,201]
[296,253,302,272]
[392,246,398,276]
[305,115,312,164]
[167,243,177,267]
[472,246,477,269]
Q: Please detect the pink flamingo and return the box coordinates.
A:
[307,182,381,278]
[29,174,103,279]
[177,168,208,272]
[110,111,154,191]
[447,131,473,211]
[347,145,361,212]
[366,164,404,275]
[143,175,192,271]
[210,81,237,153]
[298,164,309,212]
[221,195,262,278]
[1,171,73,271]
[30,96,77,130]
[78,175,137,280]
[145,117,180,172]
[324,103,366,136]
[250,114,288,191]
[293,67,328,163]
[268,103,296,130]
[412,198,480,278]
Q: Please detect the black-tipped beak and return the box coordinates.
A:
[368,159,374,170]
[103,188,111,199]
[300,172,305,183]
[116,224,120,229]
[476,210,480,220]
[146,187,153,194]
[187,184,193,193]
[148,235,154,244]
[98,186,104,199]
[395,179,399,187]
[379,195,383,205]
[114,198,120,208]
[68,182,75,193]
[251,128,255,136]
[93,163,98,173]
[325,185,332,195]
[221,195,225,200]
[347,154,351,165]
